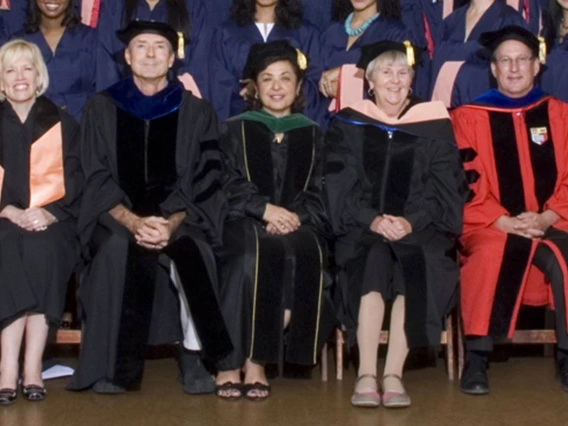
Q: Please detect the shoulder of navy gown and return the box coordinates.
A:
[541,35,568,103]
[0,1,27,43]
[301,0,333,33]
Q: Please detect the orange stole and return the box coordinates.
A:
[28,123,65,208]
[329,64,365,112]
[0,0,10,10]
[178,73,202,98]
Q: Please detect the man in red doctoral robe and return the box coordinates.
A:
[452,25,568,395]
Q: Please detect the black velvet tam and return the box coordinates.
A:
[356,40,421,70]
[478,25,539,58]
[116,20,180,51]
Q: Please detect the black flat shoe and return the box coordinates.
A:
[557,354,568,392]
[460,360,489,395]
[0,388,17,405]
[22,385,46,402]
[92,379,126,395]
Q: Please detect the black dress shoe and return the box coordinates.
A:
[557,355,568,392]
[0,388,17,405]
[92,379,126,395]
[178,347,215,395]
[460,359,489,395]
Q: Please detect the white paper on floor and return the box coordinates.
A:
[42,365,74,380]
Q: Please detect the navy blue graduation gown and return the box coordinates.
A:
[209,20,324,123]
[319,17,425,112]
[201,0,230,29]
[541,36,568,103]
[0,0,26,43]
[301,0,333,33]
[14,24,96,121]
[95,0,208,94]
[450,53,493,108]
[429,1,526,98]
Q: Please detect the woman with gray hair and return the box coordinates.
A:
[0,39,83,405]
[325,40,466,409]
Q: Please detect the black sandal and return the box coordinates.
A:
[22,385,46,402]
[0,388,17,405]
[244,382,271,401]
[215,382,243,400]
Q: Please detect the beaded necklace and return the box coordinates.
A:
[344,12,380,37]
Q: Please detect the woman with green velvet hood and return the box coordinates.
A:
[214,40,335,401]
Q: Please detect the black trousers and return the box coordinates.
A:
[467,244,568,352]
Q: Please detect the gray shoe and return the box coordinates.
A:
[92,379,126,395]
[381,374,411,408]
[179,347,215,395]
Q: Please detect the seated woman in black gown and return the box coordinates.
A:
[325,41,466,408]
[0,39,83,405]
[215,40,334,401]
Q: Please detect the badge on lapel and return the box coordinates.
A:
[530,127,549,145]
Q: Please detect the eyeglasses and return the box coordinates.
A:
[494,56,535,67]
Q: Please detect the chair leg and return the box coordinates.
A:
[457,312,464,380]
[445,314,455,381]
[336,328,344,381]
[321,343,328,382]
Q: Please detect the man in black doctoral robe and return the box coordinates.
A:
[68,21,232,394]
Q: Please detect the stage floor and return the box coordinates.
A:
[1,357,567,426]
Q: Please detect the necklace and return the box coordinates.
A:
[344,12,380,37]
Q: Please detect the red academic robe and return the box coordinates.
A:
[452,91,568,339]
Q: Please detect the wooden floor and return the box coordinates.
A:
[1,357,568,426]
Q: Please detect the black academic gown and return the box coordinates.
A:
[69,79,232,391]
[0,97,83,329]
[215,114,335,369]
[325,98,466,348]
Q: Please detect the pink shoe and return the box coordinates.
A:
[351,374,381,408]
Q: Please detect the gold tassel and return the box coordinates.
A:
[403,41,415,67]
[538,36,546,64]
[177,32,185,59]
[296,49,308,71]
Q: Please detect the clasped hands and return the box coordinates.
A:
[370,215,412,241]
[493,211,559,239]
[131,216,174,250]
[2,205,56,231]
[263,203,300,235]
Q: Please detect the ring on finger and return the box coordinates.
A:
[33,219,39,224]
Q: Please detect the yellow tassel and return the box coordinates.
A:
[538,36,546,64]
[177,32,185,59]
[296,49,308,71]
[403,40,415,67]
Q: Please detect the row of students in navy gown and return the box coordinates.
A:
[4,0,568,126]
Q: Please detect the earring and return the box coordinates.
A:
[408,87,413,95]
[367,87,375,97]
[254,92,259,100]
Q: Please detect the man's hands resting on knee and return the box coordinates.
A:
[109,204,186,250]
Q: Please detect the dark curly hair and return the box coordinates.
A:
[332,0,401,21]
[24,0,80,33]
[123,0,192,42]
[231,0,304,29]
[243,57,306,113]
[542,0,563,52]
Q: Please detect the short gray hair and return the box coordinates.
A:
[0,39,49,101]
[365,50,415,81]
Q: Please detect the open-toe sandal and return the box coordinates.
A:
[244,382,271,401]
[351,374,380,408]
[0,388,17,405]
[22,385,46,402]
[215,382,243,400]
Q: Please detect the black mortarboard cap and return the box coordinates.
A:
[116,20,187,58]
[242,40,309,80]
[356,40,421,70]
[478,25,540,58]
